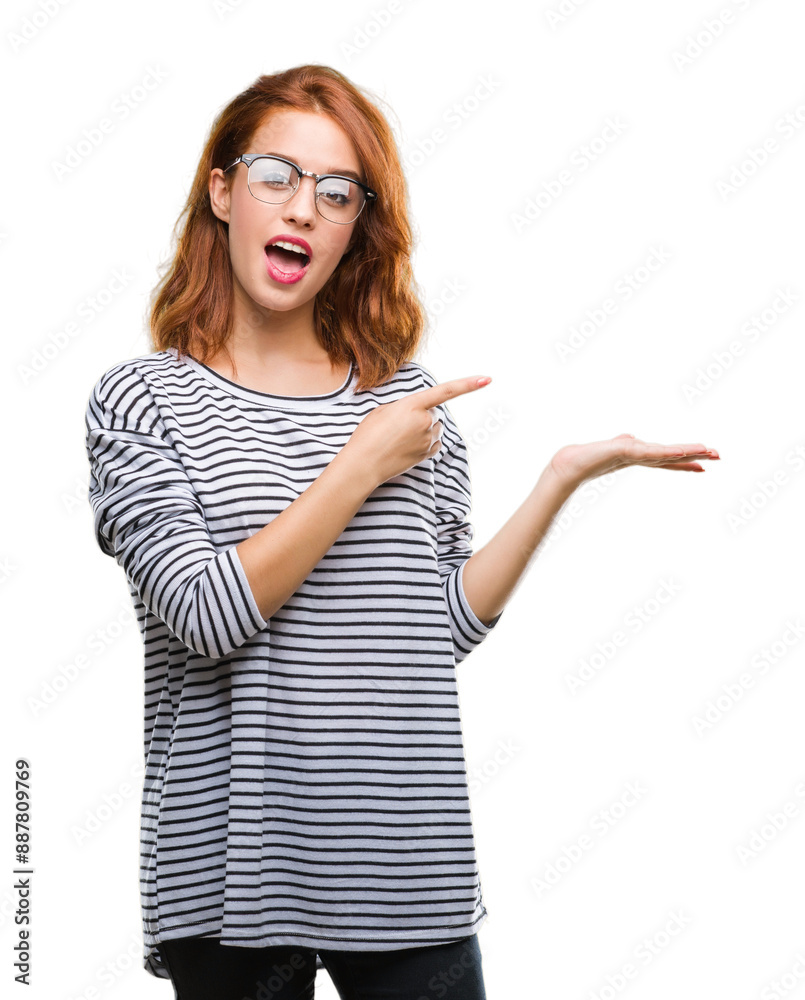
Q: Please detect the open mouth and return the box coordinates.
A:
[264,243,311,274]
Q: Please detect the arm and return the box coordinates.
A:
[85,365,377,659]
[461,464,577,627]
[461,434,720,626]
[235,449,377,622]
[431,399,508,664]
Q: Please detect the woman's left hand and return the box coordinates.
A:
[549,433,720,489]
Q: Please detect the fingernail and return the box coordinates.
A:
[477,377,492,386]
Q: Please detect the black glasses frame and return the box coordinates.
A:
[222,153,377,223]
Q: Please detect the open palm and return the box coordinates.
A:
[550,433,721,488]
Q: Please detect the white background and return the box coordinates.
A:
[4,0,804,997]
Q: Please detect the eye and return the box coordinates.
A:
[317,178,355,206]
[251,158,297,189]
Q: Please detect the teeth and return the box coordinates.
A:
[268,240,308,256]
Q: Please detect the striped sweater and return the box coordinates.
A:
[84,346,503,979]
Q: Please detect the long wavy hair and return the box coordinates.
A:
[148,65,427,392]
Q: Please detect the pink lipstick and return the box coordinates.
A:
[264,234,313,285]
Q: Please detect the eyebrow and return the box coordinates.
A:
[264,151,362,182]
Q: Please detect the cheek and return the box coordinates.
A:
[226,213,249,254]
[230,229,260,276]
[324,224,356,262]
[319,239,351,270]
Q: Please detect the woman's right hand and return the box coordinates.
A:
[343,375,492,487]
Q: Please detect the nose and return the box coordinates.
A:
[282,175,318,227]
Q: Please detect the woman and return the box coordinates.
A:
[84,65,718,1000]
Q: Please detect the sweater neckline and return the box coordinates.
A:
[167,347,357,409]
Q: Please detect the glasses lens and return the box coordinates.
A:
[316,177,366,224]
[245,158,369,223]
[248,157,299,203]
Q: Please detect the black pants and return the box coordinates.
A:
[158,932,487,1000]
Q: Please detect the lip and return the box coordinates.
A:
[266,233,313,258]
[264,233,313,285]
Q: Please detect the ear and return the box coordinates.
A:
[209,168,231,224]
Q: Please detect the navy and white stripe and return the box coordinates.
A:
[85,347,502,980]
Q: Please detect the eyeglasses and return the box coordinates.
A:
[223,153,378,225]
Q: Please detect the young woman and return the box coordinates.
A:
[84,65,719,1000]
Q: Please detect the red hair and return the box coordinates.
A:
[148,64,427,392]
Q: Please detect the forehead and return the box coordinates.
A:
[249,111,361,172]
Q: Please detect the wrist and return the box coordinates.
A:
[541,460,582,499]
[332,445,382,497]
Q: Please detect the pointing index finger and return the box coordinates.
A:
[412,376,492,409]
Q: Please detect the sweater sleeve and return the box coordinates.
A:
[423,368,503,665]
[85,364,268,659]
